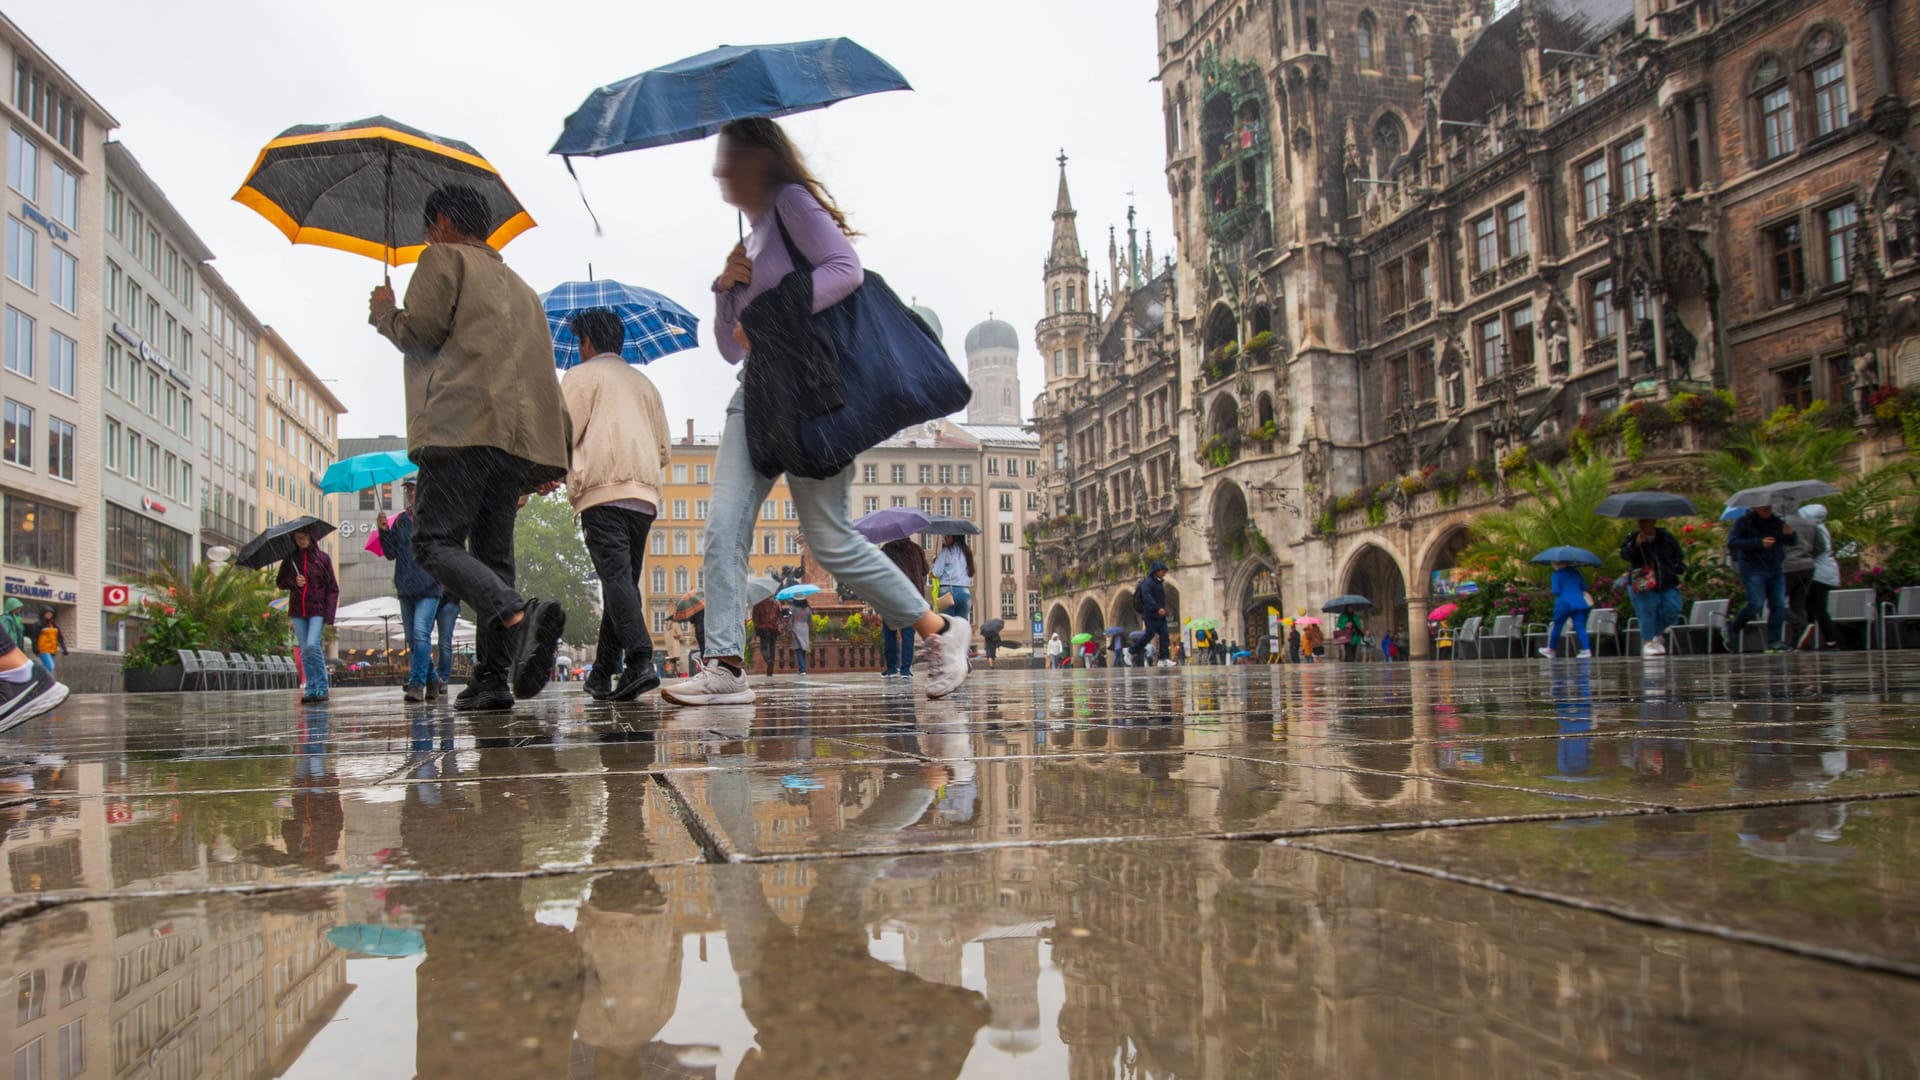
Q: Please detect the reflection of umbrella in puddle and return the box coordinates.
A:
[1737,833,1856,866]
[326,923,425,957]
[780,774,824,792]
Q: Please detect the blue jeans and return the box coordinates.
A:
[36,653,53,674]
[882,625,915,675]
[793,647,808,674]
[1547,603,1591,653]
[433,600,458,681]
[942,586,972,622]
[1730,567,1788,647]
[402,597,445,686]
[1629,587,1684,647]
[292,616,328,696]
[701,387,930,660]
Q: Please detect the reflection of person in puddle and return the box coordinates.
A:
[248,711,344,871]
[396,717,584,1078]
[572,737,683,1073]
[1549,662,1595,779]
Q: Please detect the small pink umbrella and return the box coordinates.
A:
[1295,616,1322,626]
[1428,602,1459,622]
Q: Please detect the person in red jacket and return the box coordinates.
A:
[277,527,340,703]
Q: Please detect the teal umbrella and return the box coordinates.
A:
[319,450,416,494]
[325,923,424,957]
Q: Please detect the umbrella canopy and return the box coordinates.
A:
[542,279,699,369]
[1428,602,1460,622]
[1070,632,1095,645]
[1595,491,1699,519]
[326,924,425,958]
[319,450,416,495]
[1185,618,1220,632]
[1321,594,1372,612]
[1721,505,1747,521]
[335,596,403,621]
[1532,546,1603,566]
[552,38,912,157]
[1726,479,1841,513]
[776,583,821,602]
[1105,627,1126,637]
[923,515,980,536]
[978,618,1005,635]
[853,507,933,545]
[670,591,706,622]
[236,517,335,570]
[746,576,779,605]
[1295,616,1322,626]
[234,116,532,266]
[268,596,289,613]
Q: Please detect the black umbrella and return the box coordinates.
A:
[978,618,1006,635]
[233,116,533,270]
[1321,594,1373,612]
[1595,491,1699,519]
[236,517,336,570]
[923,515,980,536]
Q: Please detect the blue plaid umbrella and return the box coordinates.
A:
[541,279,699,369]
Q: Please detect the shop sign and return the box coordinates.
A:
[3,575,77,604]
[142,495,168,514]
[103,584,131,608]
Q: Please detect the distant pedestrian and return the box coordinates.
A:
[1082,640,1097,668]
[276,526,338,703]
[982,626,1003,668]
[1797,504,1841,649]
[370,183,573,710]
[880,538,930,678]
[1783,516,1817,647]
[1380,631,1396,662]
[1725,504,1797,652]
[1,599,27,656]
[1046,632,1064,669]
[1620,517,1685,657]
[788,602,811,675]
[752,596,782,677]
[378,478,451,703]
[31,610,66,676]
[930,535,975,622]
[1135,561,1172,664]
[1287,625,1302,664]
[1302,622,1324,660]
[1335,611,1363,662]
[562,308,672,703]
[1538,561,1594,659]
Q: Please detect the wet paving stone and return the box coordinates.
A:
[0,654,1915,1076]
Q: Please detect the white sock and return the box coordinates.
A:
[0,664,33,684]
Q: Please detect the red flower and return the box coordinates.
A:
[163,606,176,616]
[1681,524,1694,533]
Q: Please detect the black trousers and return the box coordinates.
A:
[581,505,655,665]
[412,447,532,685]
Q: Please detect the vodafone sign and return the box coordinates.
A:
[141,496,168,514]
[103,585,131,608]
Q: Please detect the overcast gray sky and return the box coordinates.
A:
[22,0,1173,440]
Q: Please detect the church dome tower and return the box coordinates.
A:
[965,315,1022,425]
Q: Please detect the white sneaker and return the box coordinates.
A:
[1537,647,1556,660]
[923,616,972,699]
[1642,638,1665,657]
[1577,650,1593,659]
[660,659,756,706]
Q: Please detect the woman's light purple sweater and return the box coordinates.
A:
[713,184,864,364]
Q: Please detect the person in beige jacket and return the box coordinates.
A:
[368,184,573,710]
[562,308,671,702]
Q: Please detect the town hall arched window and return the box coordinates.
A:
[1356,13,1376,68]
[1804,28,1849,137]
[1751,55,1796,162]
[1403,15,1424,74]
[1372,114,1405,179]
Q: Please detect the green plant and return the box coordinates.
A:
[1460,456,1637,586]
[1702,403,1857,499]
[1620,412,1645,462]
[124,560,291,670]
[1244,330,1277,353]
[1364,503,1387,527]
[1500,445,1530,474]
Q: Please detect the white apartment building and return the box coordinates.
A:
[0,16,113,652]
[98,142,202,650]
[196,264,263,558]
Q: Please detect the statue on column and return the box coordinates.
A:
[1663,308,1696,380]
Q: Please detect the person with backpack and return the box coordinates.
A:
[1725,504,1797,652]
[1135,562,1171,665]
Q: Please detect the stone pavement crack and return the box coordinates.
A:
[653,771,736,863]
[1284,838,1920,981]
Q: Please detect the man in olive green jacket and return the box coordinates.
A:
[369,184,572,710]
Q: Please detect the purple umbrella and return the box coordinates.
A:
[853,507,934,544]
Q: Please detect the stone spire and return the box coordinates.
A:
[1049,150,1084,267]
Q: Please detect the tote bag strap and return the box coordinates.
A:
[770,206,814,276]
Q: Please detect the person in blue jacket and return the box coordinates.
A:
[378,478,452,702]
[1725,504,1797,652]
[1538,561,1594,659]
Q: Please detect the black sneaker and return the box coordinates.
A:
[610,654,661,702]
[426,679,447,700]
[403,682,426,703]
[454,686,515,712]
[584,667,615,701]
[0,666,68,735]
[508,600,567,700]
[456,676,506,707]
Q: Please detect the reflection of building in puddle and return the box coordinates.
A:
[0,760,354,1080]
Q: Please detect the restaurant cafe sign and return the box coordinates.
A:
[4,574,78,605]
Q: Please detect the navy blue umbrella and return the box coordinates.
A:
[552,38,912,158]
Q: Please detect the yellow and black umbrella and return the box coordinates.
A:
[233,115,534,267]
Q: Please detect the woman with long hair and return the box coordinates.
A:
[929,535,975,622]
[662,117,970,706]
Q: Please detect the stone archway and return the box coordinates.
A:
[1229,559,1283,649]
[1108,586,1142,636]
[1342,543,1408,639]
[1075,597,1106,637]
[1210,480,1252,562]
[1046,603,1073,646]
[1419,525,1473,598]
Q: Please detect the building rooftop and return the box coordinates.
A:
[959,424,1040,447]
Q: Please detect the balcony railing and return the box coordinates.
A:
[200,509,250,546]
